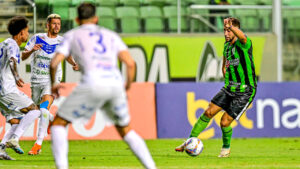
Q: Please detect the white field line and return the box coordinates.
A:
[1,164,300,169]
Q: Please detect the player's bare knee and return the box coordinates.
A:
[204,109,214,119]
[116,125,131,138]
[52,116,69,127]
[29,104,39,110]
[220,120,230,128]
[8,118,20,124]
[20,104,39,113]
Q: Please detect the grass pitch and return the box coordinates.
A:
[1,138,300,169]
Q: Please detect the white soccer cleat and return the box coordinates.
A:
[6,138,24,154]
[218,148,230,158]
[0,148,15,160]
[175,140,187,152]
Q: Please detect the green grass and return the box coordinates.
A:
[1,138,300,169]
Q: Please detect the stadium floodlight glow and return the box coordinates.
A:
[25,0,36,34]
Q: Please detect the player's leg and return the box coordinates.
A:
[51,115,69,169]
[0,108,24,155]
[218,112,234,158]
[51,85,96,169]
[1,119,19,147]
[175,103,223,152]
[6,99,41,153]
[190,102,223,137]
[106,86,156,169]
[116,125,156,169]
[0,117,18,160]
[0,92,41,154]
[0,139,14,160]
[218,88,256,158]
[29,92,54,155]
[175,88,232,152]
[7,103,41,150]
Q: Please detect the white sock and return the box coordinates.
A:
[35,108,50,145]
[13,110,41,140]
[124,130,156,169]
[49,113,54,122]
[1,124,18,144]
[51,125,68,169]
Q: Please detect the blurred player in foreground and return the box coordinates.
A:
[22,13,78,155]
[175,17,257,157]
[49,3,156,169]
[0,16,42,160]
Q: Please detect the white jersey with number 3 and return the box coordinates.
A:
[56,24,128,86]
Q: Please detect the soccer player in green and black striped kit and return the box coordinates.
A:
[175,17,257,157]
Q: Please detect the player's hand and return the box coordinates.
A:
[72,63,80,71]
[224,18,232,29]
[32,44,42,52]
[16,77,24,87]
[125,82,131,91]
[222,67,226,78]
[51,84,65,98]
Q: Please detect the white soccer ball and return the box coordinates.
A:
[185,137,204,156]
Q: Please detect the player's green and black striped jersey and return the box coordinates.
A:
[223,36,257,92]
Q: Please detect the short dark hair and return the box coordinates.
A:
[7,16,28,36]
[228,17,240,28]
[77,3,96,20]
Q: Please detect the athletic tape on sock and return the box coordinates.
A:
[40,101,49,109]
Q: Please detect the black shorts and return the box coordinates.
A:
[211,87,256,120]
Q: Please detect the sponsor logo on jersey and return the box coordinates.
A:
[36,36,59,54]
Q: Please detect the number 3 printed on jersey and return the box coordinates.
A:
[0,48,3,59]
[89,32,106,54]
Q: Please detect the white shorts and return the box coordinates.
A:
[0,91,34,121]
[57,84,130,127]
[31,82,52,104]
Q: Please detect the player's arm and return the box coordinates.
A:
[224,18,247,44]
[66,55,79,71]
[21,44,42,61]
[9,57,24,87]
[118,50,136,90]
[222,55,226,77]
[50,53,65,97]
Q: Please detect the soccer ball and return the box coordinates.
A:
[185,137,204,156]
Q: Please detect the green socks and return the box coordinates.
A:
[189,114,211,138]
[188,114,233,149]
[221,126,233,148]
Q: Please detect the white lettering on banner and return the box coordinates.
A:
[72,109,112,137]
[282,98,300,129]
[123,47,147,82]
[257,99,281,129]
[197,41,223,82]
[122,46,170,83]
[147,46,169,82]
[20,96,114,138]
[257,98,300,129]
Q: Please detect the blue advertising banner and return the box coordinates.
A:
[156,82,300,139]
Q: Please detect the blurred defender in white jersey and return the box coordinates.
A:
[22,14,78,155]
[0,16,42,160]
[50,3,156,169]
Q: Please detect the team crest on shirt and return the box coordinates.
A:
[36,36,58,54]
[228,58,239,66]
[231,46,235,54]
